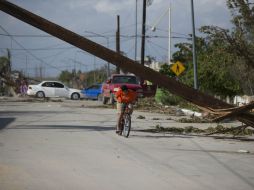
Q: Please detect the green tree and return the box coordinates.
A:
[169,0,254,97]
[198,0,254,94]
[58,64,108,88]
[172,36,243,98]
[85,65,107,86]
[58,70,73,85]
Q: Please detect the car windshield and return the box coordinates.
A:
[112,76,138,84]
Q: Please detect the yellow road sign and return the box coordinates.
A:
[170,61,185,76]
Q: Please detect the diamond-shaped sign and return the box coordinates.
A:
[170,61,185,76]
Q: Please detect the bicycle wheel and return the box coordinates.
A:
[116,118,124,135]
[122,114,131,138]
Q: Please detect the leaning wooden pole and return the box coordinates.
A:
[0,0,253,126]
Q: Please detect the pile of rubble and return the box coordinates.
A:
[135,97,176,115]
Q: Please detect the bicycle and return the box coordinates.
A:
[119,104,132,138]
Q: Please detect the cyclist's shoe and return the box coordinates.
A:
[116,130,122,135]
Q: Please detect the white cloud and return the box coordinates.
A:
[66,1,93,10]
[194,0,231,28]
[198,0,225,7]
[94,0,134,14]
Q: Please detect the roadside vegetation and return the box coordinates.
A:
[58,65,109,89]
[156,0,254,104]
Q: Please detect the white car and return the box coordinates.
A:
[27,81,83,100]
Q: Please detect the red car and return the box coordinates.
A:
[101,74,143,104]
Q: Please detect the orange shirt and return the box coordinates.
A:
[116,89,137,103]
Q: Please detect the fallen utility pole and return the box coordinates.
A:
[0,0,253,127]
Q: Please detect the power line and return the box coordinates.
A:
[39,50,71,59]
[146,38,168,52]
[0,33,111,38]
[146,40,165,61]
[68,58,105,68]
[125,39,136,55]
[0,32,190,40]
[0,47,76,51]
[0,33,53,37]
[145,41,152,58]
[121,7,135,30]
[10,48,71,60]
[101,23,142,35]
[145,24,190,37]
[0,24,62,71]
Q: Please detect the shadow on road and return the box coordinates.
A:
[7,124,115,131]
[0,117,16,130]
[0,111,63,116]
[6,124,195,139]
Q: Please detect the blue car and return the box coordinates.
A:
[81,84,102,100]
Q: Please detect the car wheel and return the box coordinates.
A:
[102,95,108,104]
[36,91,45,98]
[71,93,80,100]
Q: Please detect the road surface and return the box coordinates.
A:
[0,99,254,190]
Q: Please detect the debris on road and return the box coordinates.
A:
[237,150,250,153]
[137,115,146,119]
[181,108,202,117]
[140,124,254,136]
[177,117,210,123]
[136,98,178,115]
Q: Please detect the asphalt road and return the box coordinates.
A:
[0,99,254,190]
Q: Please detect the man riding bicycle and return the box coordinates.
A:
[115,85,137,134]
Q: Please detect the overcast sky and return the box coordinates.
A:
[0,0,232,78]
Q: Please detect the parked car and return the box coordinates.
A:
[102,74,143,104]
[81,84,102,100]
[27,81,83,100]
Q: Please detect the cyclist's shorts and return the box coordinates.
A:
[117,102,133,114]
